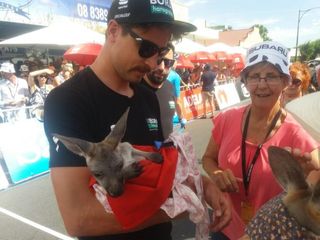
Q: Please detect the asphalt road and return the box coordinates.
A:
[0,117,213,240]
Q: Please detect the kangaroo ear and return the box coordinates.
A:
[103,107,130,150]
[53,134,94,158]
[268,146,309,192]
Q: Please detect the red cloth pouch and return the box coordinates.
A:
[89,145,178,229]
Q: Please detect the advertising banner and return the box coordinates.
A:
[0,118,49,184]
[234,79,250,101]
[0,164,9,190]
[214,83,241,110]
[0,0,112,25]
[180,87,204,120]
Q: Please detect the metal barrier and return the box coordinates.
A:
[179,78,237,91]
[0,105,43,123]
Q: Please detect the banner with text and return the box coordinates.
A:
[0,0,112,25]
[0,118,49,184]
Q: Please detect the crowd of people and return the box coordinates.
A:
[0,0,319,239]
[0,59,76,122]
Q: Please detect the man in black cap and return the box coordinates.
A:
[44,0,231,239]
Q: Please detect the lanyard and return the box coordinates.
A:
[8,81,18,99]
[241,108,282,196]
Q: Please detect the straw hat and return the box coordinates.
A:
[285,92,320,142]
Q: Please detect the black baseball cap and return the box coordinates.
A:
[107,0,197,33]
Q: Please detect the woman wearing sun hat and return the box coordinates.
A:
[201,41,320,240]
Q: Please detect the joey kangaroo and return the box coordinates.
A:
[53,107,163,197]
[241,146,320,239]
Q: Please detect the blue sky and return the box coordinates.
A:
[182,0,320,48]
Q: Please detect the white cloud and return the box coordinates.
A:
[182,0,208,7]
[231,18,280,29]
[268,25,320,48]
[268,27,297,47]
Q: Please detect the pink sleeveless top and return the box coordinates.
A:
[212,105,319,239]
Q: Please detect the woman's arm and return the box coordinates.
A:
[202,136,240,193]
[29,68,54,77]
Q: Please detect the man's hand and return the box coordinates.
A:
[179,118,187,129]
[202,177,232,232]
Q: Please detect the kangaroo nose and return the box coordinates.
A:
[107,186,124,198]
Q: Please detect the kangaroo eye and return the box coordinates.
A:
[115,161,123,170]
[93,171,104,178]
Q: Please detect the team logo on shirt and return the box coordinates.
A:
[146,118,159,131]
[52,136,60,152]
[168,100,175,109]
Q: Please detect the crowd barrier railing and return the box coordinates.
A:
[179,79,250,121]
[0,105,42,123]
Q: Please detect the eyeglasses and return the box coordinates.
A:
[127,28,170,59]
[39,75,47,78]
[157,58,175,68]
[291,78,302,87]
[246,74,282,86]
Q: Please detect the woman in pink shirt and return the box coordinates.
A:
[202,41,319,240]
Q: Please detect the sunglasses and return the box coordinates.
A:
[157,58,175,68]
[127,28,170,59]
[291,78,302,87]
[39,74,47,78]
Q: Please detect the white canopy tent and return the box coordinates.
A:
[187,27,219,41]
[174,38,207,54]
[0,22,105,48]
[206,42,246,55]
[206,42,233,53]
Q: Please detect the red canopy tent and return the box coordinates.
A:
[214,51,232,61]
[64,43,102,66]
[175,54,194,69]
[188,51,216,63]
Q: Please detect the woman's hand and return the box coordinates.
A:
[45,68,54,75]
[211,169,240,193]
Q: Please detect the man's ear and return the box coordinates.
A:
[107,20,121,43]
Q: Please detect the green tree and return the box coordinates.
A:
[254,24,272,41]
[299,39,320,61]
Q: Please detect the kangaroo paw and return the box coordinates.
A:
[124,162,143,179]
[148,152,163,163]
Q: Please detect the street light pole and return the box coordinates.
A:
[294,10,301,61]
[294,7,320,61]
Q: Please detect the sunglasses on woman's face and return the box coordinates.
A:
[291,78,302,87]
[39,75,47,78]
[157,58,175,68]
[127,29,170,59]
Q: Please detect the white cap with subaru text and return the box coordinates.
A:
[241,41,290,78]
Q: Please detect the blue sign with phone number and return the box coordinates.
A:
[75,1,110,22]
[0,0,113,25]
